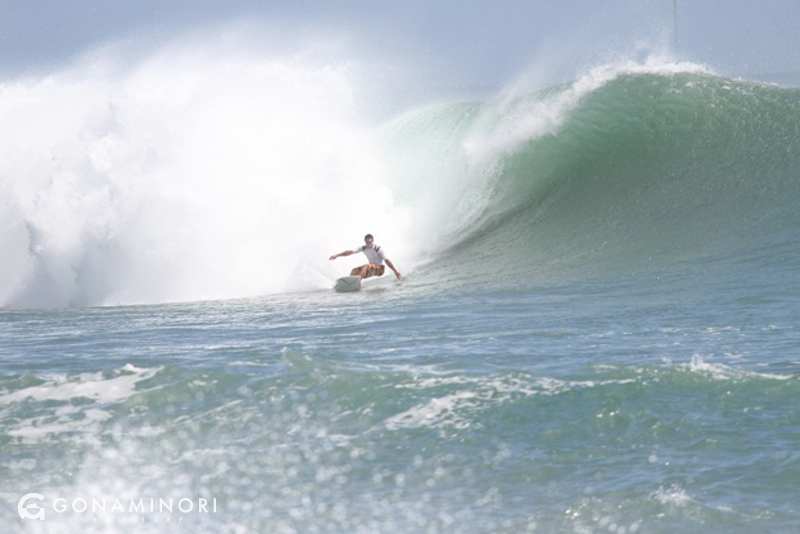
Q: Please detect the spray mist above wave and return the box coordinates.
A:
[0,33,418,308]
[463,56,713,165]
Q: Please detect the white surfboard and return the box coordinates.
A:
[334,275,362,292]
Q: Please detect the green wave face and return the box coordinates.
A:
[385,70,800,284]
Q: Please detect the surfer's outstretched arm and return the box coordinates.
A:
[386,259,402,280]
[329,250,353,261]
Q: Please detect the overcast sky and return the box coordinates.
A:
[1,0,798,90]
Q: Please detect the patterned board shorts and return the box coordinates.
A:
[365,264,385,277]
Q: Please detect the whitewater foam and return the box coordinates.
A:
[685,354,792,381]
[0,37,415,308]
[385,373,638,431]
[0,364,159,404]
[0,364,160,444]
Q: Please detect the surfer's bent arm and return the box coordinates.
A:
[329,250,354,261]
[385,259,401,280]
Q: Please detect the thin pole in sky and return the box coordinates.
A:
[673,0,679,55]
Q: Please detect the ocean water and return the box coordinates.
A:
[2,45,800,533]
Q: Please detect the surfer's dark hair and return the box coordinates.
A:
[364,234,374,241]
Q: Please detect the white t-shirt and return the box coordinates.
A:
[353,244,386,265]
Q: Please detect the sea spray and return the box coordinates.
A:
[0,41,413,308]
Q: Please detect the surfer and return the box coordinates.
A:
[330,234,402,280]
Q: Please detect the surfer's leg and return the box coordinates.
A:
[353,265,370,278]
